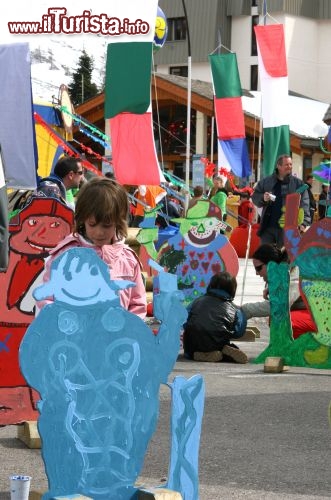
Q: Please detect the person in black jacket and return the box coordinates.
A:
[318,183,330,219]
[183,271,248,363]
[252,154,310,246]
[305,175,317,224]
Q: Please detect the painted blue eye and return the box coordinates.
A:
[90,266,98,276]
[64,271,72,281]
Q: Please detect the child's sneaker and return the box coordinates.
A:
[193,351,223,362]
[222,344,248,364]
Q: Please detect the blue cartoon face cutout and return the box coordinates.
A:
[33,247,135,306]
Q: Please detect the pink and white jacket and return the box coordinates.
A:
[41,233,147,319]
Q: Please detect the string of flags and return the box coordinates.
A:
[72,139,113,167]
[34,112,101,176]
[58,105,110,144]
[78,127,110,150]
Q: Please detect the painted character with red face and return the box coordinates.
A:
[0,197,73,424]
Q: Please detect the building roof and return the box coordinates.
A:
[155,73,253,99]
[75,74,329,156]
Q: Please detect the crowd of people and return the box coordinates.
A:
[13,152,329,365]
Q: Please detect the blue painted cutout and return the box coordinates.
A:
[166,375,205,499]
[19,248,188,500]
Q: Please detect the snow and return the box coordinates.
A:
[29,38,107,102]
[242,91,329,138]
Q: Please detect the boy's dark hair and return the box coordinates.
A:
[105,171,115,180]
[193,185,203,197]
[252,243,289,264]
[54,157,82,179]
[207,271,237,298]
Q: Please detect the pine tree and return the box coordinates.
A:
[68,50,99,106]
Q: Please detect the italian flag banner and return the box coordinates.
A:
[105,0,163,185]
[254,24,290,177]
[209,52,251,178]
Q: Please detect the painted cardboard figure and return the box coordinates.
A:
[284,193,331,367]
[0,197,73,424]
[20,248,188,500]
[137,200,239,305]
[254,192,331,369]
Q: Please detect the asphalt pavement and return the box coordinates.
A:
[1,260,331,499]
[1,321,331,500]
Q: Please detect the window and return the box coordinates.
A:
[173,163,185,180]
[170,66,188,77]
[250,65,258,91]
[167,17,187,41]
[303,156,312,177]
[251,15,259,56]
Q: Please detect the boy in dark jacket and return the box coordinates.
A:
[183,271,248,363]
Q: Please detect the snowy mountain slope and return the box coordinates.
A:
[30,37,107,102]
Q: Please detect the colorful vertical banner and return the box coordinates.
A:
[0,43,37,189]
[209,52,251,178]
[0,145,8,271]
[254,24,290,177]
[105,0,163,185]
[34,101,65,178]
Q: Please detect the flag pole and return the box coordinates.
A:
[257,0,268,181]
[182,0,192,212]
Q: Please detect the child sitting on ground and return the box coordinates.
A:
[183,271,248,363]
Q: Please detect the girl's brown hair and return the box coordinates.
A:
[74,177,129,240]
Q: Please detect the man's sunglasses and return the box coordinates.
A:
[254,264,265,272]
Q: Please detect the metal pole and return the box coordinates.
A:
[210,116,215,164]
[256,1,267,181]
[81,73,84,103]
[182,0,192,211]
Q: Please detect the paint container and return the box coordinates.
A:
[9,475,31,500]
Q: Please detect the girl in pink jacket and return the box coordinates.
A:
[42,177,147,318]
